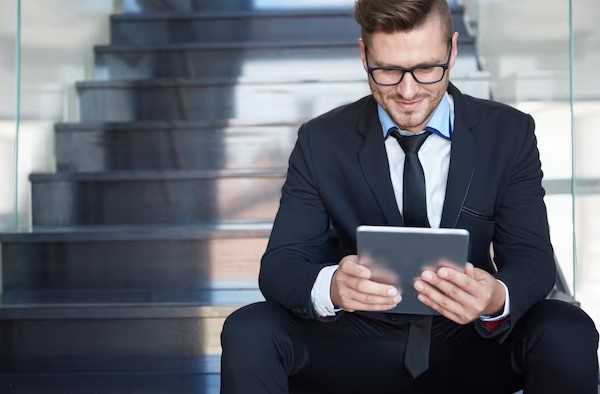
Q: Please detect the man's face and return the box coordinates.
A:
[359,16,458,134]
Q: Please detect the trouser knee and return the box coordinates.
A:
[221,301,300,365]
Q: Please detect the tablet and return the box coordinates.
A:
[356,225,470,315]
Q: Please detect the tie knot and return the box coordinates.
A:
[390,129,432,154]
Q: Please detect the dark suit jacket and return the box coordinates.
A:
[259,83,556,339]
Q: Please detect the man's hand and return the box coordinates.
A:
[331,255,401,312]
[414,262,506,324]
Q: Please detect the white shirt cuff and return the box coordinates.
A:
[310,265,341,317]
[480,280,510,321]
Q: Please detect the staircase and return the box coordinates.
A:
[0,1,490,393]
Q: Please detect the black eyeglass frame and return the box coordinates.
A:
[365,41,453,86]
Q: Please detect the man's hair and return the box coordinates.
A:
[354,0,453,45]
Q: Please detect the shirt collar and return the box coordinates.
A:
[378,92,454,140]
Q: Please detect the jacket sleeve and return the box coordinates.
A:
[476,115,556,339]
[259,123,339,320]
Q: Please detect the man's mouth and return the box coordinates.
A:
[393,98,423,110]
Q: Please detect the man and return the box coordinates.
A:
[221,0,599,393]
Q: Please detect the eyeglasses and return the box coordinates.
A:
[365,41,452,86]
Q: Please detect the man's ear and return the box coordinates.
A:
[449,32,459,70]
[358,38,368,72]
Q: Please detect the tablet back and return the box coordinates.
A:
[357,226,470,315]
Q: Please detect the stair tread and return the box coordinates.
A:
[97,36,474,51]
[0,289,263,319]
[0,371,220,394]
[113,8,354,20]
[97,40,358,52]
[76,69,491,88]
[111,5,464,21]
[29,168,287,182]
[55,120,301,132]
[76,76,370,88]
[0,222,272,242]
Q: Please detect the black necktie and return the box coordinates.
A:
[390,129,431,227]
[390,128,433,378]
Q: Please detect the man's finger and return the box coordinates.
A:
[419,271,476,306]
[434,267,480,295]
[464,262,476,278]
[341,258,371,279]
[343,299,399,312]
[414,279,465,317]
[350,277,399,297]
[345,287,401,306]
[417,293,470,325]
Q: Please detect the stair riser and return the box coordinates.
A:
[111,15,358,45]
[55,126,297,171]
[0,317,226,374]
[122,0,256,13]
[0,373,219,394]
[78,81,371,122]
[2,237,265,291]
[96,46,361,80]
[31,176,285,226]
[78,78,489,123]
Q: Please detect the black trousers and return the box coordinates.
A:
[221,300,598,394]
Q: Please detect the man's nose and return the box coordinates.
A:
[395,72,419,100]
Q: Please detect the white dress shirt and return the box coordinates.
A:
[310,93,510,321]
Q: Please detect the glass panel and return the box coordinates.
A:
[0,0,19,232]
[467,0,575,289]
[16,0,114,230]
[571,0,600,333]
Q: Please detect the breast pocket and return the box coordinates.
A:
[457,206,495,271]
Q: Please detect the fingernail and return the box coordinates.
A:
[393,295,401,303]
[414,281,424,291]
[422,271,433,281]
[387,287,397,296]
[439,269,448,278]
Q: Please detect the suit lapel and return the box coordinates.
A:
[357,97,404,226]
[440,84,477,228]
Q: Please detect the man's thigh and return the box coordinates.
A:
[292,315,522,394]
[417,317,522,394]
[290,313,414,394]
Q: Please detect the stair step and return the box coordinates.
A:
[1,224,270,291]
[0,291,262,374]
[111,10,359,46]
[29,170,286,226]
[76,76,490,122]
[54,121,299,171]
[0,289,263,313]
[95,40,478,80]
[0,372,220,394]
[95,41,362,81]
[77,77,370,122]
[119,0,465,15]
[110,9,473,46]
[121,0,262,14]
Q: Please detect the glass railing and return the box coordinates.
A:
[5,0,113,231]
[466,0,575,292]
[0,0,19,232]
[468,0,600,350]
[570,0,600,329]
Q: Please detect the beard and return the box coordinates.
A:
[370,79,448,133]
